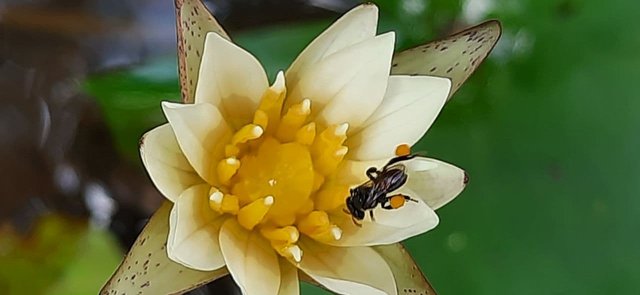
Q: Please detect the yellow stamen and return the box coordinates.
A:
[225,144,240,158]
[314,183,350,212]
[260,226,299,244]
[314,146,348,175]
[312,171,325,193]
[232,124,264,145]
[237,196,274,230]
[297,211,342,242]
[270,241,303,263]
[295,122,316,146]
[285,244,303,263]
[253,109,269,130]
[276,98,311,142]
[297,199,315,217]
[311,123,348,158]
[209,191,240,214]
[217,157,240,185]
[258,71,286,134]
[297,211,329,234]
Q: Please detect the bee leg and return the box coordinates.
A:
[403,195,419,203]
[384,154,418,169]
[366,167,379,181]
[351,216,362,227]
[369,210,376,222]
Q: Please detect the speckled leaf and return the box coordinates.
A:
[391,20,501,98]
[100,201,228,295]
[175,0,230,103]
[373,243,438,295]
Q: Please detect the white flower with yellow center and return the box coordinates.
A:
[140,4,467,295]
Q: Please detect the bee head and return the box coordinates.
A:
[345,195,365,220]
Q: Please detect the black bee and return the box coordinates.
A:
[345,153,419,225]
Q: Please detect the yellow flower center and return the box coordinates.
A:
[207,72,351,262]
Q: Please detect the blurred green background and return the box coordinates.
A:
[1,0,639,294]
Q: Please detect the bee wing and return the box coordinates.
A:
[391,20,502,99]
[176,0,230,103]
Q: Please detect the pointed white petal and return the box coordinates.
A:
[167,184,226,271]
[278,259,300,295]
[286,4,378,84]
[327,194,438,246]
[288,33,395,129]
[140,124,204,202]
[404,157,468,210]
[219,219,280,295]
[162,102,232,186]
[195,33,269,128]
[347,75,451,160]
[297,239,396,295]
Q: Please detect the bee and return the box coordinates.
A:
[345,151,419,225]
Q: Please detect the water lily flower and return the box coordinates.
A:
[140,4,467,295]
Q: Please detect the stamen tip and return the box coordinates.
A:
[272,70,286,90]
[290,231,299,242]
[301,98,311,113]
[252,125,264,137]
[306,122,316,130]
[335,123,349,136]
[335,146,348,157]
[264,195,274,206]
[226,157,238,165]
[288,245,302,263]
[209,191,223,204]
[331,226,343,240]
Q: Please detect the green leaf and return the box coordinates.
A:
[175,0,230,103]
[100,201,228,295]
[391,20,502,98]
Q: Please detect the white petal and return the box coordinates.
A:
[287,32,396,129]
[347,75,451,160]
[194,32,269,128]
[404,157,468,210]
[162,102,232,186]
[140,124,204,202]
[278,259,300,295]
[297,239,396,295]
[219,219,280,295]
[328,191,438,247]
[167,184,226,271]
[286,4,378,85]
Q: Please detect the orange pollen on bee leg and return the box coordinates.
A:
[395,144,411,156]
[389,194,407,209]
